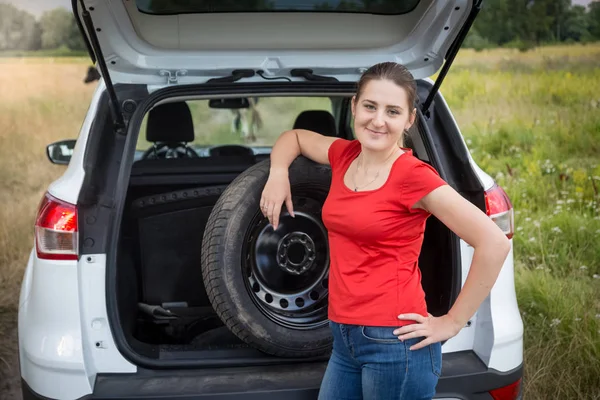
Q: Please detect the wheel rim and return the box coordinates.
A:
[242,188,330,330]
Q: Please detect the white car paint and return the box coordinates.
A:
[75,0,473,85]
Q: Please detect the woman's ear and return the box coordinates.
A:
[406,107,417,130]
[351,95,357,117]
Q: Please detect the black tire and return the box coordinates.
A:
[201,157,333,357]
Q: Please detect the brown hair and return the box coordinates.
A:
[356,62,417,109]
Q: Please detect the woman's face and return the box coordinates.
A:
[351,79,416,152]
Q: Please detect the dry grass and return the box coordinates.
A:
[0,59,95,397]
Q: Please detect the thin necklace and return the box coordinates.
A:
[352,147,399,192]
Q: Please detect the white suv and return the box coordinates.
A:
[18,1,524,399]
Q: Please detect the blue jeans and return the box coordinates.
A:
[318,321,442,400]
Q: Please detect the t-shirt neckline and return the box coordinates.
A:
[341,141,412,194]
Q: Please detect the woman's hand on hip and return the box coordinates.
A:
[260,167,295,230]
[393,313,462,351]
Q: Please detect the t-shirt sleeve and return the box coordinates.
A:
[327,138,350,168]
[400,162,448,213]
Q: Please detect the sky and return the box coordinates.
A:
[3,0,595,17]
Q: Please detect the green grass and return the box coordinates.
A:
[446,45,600,399]
[0,47,89,58]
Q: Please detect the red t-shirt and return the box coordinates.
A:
[321,139,448,327]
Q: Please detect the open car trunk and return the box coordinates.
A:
[112,102,459,363]
[68,0,486,371]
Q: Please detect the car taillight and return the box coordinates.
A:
[489,378,522,400]
[484,183,514,239]
[35,193,78,260]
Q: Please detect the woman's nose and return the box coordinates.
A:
[372,112,385,127]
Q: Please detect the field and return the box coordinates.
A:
[1,45,599,399]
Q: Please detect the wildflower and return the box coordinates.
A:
[594,176,600,181]
[566,199,575,204]
[525,217,531,222]
[579,227,586,231]
[548,254,558,258]
[574,317,581,322]
[552,227,562,233]
[580,266,588,270]
[556,200,564,205]
[517,226,524,232]
[529,237,536,242]
[550,318,561,327]
[593,274,600,279]
[515,210,521,215]
[466,139,472,145]
[596,314,600,319]
[529,256,537,261]
[533,221,541,227]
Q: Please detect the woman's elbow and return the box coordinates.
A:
[491,232,511,262]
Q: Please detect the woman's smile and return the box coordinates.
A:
[365,127,388,136]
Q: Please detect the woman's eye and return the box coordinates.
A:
[388,109,400,115]
[365,104,375,110]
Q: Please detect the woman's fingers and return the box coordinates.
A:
[271,203,282,230]
[285,195,295,218]
[267,203,275,225]
[397,313,427,323]
[397,330,428,342]
[260,197,294,229]
[408,337,433,351]
[393,324,421,336]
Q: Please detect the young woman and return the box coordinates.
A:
[260,62,510,400]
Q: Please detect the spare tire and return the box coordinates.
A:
[201,156,333,357]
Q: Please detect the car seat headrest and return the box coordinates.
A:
[146,102,194,143]
[293,110,337,137]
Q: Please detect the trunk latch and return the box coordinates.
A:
[160,69,188,85]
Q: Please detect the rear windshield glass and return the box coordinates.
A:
[137,1,420,15]
[135,96,336,157]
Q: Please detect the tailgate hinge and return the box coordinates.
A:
[160,69,188,85]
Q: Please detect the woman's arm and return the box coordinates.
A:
[261,129,339,229]
[394,185,511,350]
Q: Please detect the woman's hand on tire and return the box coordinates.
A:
[260,168,295,230]
[393,313,462,350]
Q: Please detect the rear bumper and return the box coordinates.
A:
[22,351,522,400]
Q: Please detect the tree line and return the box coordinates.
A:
[0,1,598,53]
[0,4,85,52]
[466,0,600,50]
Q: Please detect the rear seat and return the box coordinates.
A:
[254,109,339,163]
[131,101,256,186]
[292,110,338,137]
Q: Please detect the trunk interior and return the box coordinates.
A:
[115,153,457,362]
[112,92,459,364]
